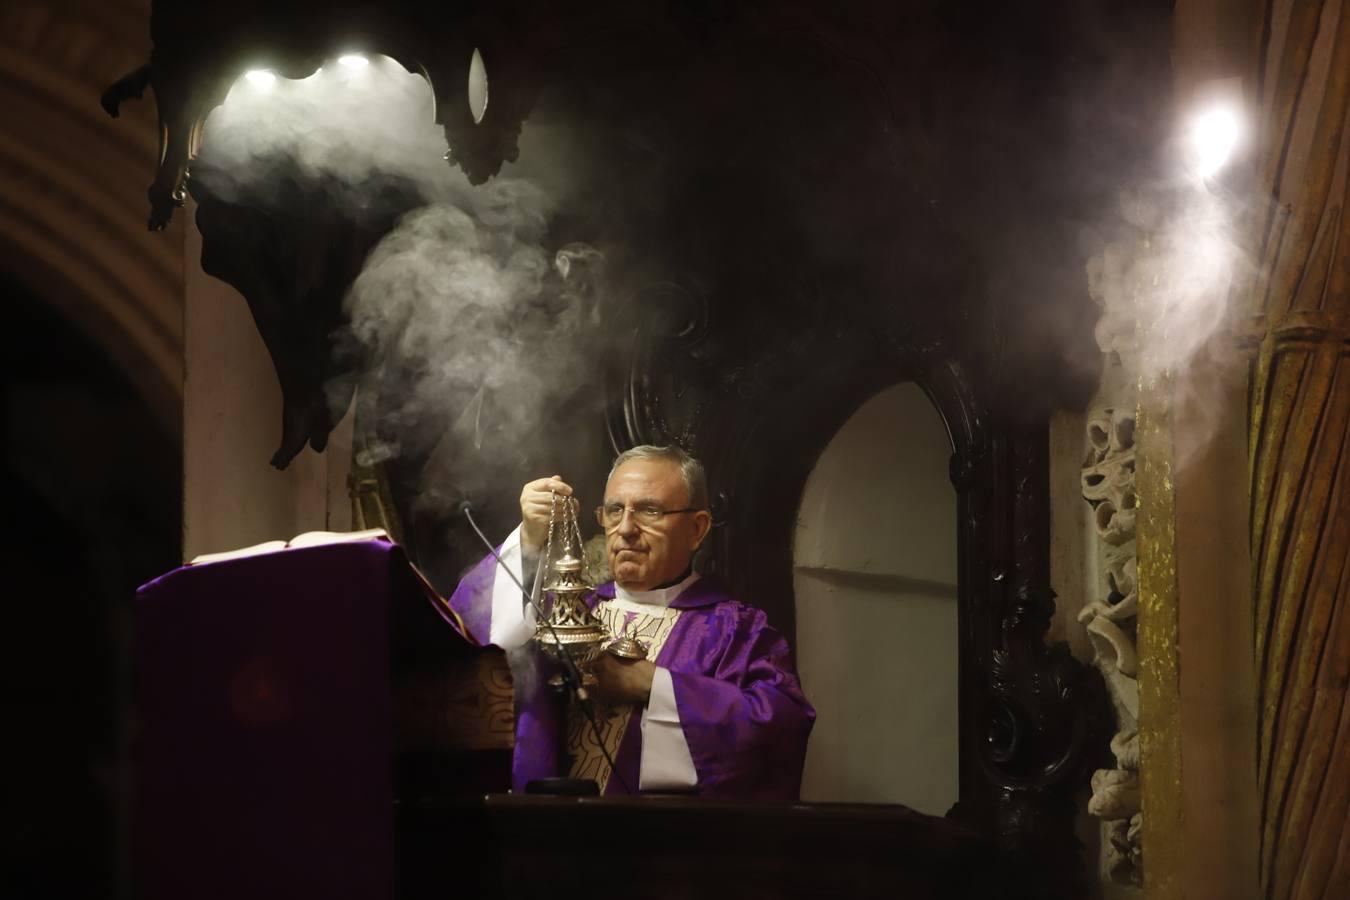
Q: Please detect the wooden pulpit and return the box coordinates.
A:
[137,540,991,900]
[135,540,511,900]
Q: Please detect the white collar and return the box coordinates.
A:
[612,570,701,609]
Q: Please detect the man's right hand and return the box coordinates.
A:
[520,475,574,555]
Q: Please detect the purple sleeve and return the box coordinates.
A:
[445,537,563,792]
[445,548,501,646]
[668,607,816,800]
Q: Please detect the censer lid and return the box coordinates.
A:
[552,552,583,574]
[606,633,649,660]
[542,550,589,595]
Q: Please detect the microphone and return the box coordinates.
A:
[459,500,631,794]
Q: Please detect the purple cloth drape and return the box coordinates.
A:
[446,552,815,799]
[136,541,410,900]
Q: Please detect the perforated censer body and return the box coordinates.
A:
[535,493,609,668]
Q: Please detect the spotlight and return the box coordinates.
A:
[1189,104,1242,177]
[244,69,276,90]
[338,54,369,69]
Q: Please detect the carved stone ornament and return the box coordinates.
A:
[1078,328,1142,886]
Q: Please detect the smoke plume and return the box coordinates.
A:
[201,56,612,530]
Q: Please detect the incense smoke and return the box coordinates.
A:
[1089,177,1248,381]
[201,56,613,537]
[1084,135,1255,473]
[202,56,455,198]
[194,25,1253,543]
[1055,7,1255,468]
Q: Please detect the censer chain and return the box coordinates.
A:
[460,497,632,795]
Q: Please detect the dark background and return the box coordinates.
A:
[1,272,180,898]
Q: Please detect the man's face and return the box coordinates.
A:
[602,459,711,591]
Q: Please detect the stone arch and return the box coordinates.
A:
[0,0,182,433]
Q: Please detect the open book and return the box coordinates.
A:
[188,528,391,566]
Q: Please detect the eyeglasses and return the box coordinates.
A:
[595,503,702,529]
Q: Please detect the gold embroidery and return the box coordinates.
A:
[566,601,683,791]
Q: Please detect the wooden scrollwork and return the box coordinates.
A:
[611,294,1109,896]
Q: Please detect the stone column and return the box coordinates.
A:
[1130,258,1259,900]
[1244,1,1350,896]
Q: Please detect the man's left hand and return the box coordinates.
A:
[589,654,656,706]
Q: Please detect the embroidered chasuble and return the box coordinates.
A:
[566,601,683,790]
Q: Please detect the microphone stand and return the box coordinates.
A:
[460,503,632,795]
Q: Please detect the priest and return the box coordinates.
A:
[447,444,815,799]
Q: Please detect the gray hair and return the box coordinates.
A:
[609,444,709,509]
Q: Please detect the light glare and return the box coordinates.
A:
[338,54,369,69]
[1189,106,1242,177]
[244,69,276,90]
[468,48,489,123]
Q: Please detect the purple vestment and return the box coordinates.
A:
[446,549,815,799]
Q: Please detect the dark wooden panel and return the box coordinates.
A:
[399,795,994,900]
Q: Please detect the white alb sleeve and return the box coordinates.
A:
[639,666,698,790]
[488,525,537,649]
